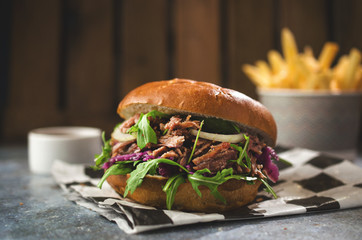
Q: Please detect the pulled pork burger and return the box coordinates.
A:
[95,78,280,212]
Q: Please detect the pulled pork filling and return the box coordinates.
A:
[109,113,269,180]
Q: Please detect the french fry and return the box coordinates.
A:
[303,46,314,58]
[241,27,362,91]
[281,28,299,66]
[281,28,299,88]
[271,71,289,88]
[332,55,349,90]
[242,64,270,88]
[344,48,361,89]
[355,68,362,90]
[301,55,319,75]
[317,71,333,90]
[318,42,339,70]
[267,50,286,74]
[330,78,341,91]
[255,61,271,76]
[294,57,310,89]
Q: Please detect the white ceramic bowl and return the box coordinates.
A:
[258,89,362,160]
[28,126,102,174]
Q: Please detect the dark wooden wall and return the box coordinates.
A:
[1,0,362,143]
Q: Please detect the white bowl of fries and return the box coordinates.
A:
[243,28,362,90]
[243,28,362,159]
[258,88,361,160]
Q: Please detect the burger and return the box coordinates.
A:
[94,78,280,212]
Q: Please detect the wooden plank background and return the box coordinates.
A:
[1,0,362,143]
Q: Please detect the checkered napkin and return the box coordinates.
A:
[51,147,362,234]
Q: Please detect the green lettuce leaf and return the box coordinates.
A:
[128,110,168,149]
[187,168,255,204]
[187,120,204,164]
[97,161,137,188]
[260,178,278,199]
[93,132,112,169]
[230,134,251,169]
[162,174,186,210]
[124,158,189,197]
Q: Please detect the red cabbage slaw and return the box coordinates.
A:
[102,151,155,169]
[257,146,279,183]
[102,146,279,182]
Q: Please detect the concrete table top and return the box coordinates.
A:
[1,145,361,240]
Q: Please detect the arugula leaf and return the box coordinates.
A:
[137,113,157,149]
[241,135,251,168]
[260,178,278,199]
[127,110,168,149]
[230,134,251,169]
[163,174,185,210]
[97,161,136,188]
[225,174,257,182]
[123,160,158,197]
[187,168,230,204]
[187,168,259,205]
[116,155,276,209]
[187,120,204,164]
[279,157,293,166]
[124,158,189,197]
[94,132,112,169]
[230,144,248,169]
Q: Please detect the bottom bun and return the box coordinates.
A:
[106,174,262,213]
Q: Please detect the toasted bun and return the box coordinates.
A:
[107,174,262,213]
[111,78,275,212]
[117,78,277,146]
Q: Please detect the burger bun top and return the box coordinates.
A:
[117,78,277,146]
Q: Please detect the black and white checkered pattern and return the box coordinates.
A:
[51,147,362,234]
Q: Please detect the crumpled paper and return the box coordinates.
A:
[52,147,362,234]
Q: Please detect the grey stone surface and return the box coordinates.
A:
[1,145,362,240]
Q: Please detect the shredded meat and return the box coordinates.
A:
[248,135,265,155]
[125,143,140,154]
[152,146,168,158]
[168,128,191,141]
[110,113,266,178]
[193,138,213,157]
[192,142,238,173]
[112,139,137,157]
[158,135,185,148]
[119,114,140,133]
[251,155,265,178]
[164,115,200,131]
[160,150,179,160]
[176,147,190,167]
